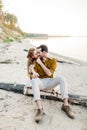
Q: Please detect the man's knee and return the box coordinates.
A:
[56,76,66,82]
[31,77,40,86]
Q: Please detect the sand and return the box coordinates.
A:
[0,38,87,130]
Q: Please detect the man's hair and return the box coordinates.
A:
[37,44,48,52]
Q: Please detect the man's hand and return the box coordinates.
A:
[36,58,52,76]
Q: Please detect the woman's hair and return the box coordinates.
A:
[27,48,35,66]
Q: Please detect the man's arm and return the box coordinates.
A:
[36,58,52,76]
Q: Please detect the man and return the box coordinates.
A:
[27,45,74,122]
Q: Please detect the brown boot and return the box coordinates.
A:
[61,104,75,119]
[35,108,45,123]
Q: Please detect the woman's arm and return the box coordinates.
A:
[27,60,39,78]
[29,64,39,78]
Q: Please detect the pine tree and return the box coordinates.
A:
[0,0,4,23]
[4,12,18,29]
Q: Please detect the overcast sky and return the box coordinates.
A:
[3,0,87,35]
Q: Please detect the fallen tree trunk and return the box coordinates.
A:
[0,82,87,107]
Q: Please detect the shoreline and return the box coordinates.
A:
[23,38,87,66]
[0,38,87,66]
[49,51,87,66]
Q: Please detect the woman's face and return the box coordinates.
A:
[31,50,40,59]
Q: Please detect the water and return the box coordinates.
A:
[30,37,87,63]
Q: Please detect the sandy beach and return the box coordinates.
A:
[0,38,87,130]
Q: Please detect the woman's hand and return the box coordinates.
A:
[32,71,39,78]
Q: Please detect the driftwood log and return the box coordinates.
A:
[0,82,87,107]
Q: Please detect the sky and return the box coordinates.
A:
[2,0,87,35]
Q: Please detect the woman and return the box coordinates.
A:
[23,48,39,95]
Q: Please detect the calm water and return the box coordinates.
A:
[30,37,87,63]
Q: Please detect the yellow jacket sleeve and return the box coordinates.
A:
[48,58,57,75]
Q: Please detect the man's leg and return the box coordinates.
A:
[31,77,74,120]
[41,76,68,100]
[31,76,68,106]
[31,78,45,123]
[41,76,74,119]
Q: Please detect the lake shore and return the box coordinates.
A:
[0,38,87,130]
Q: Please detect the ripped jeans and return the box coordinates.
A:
[31,76,68,101]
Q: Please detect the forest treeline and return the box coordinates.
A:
[0,0,26,42]
[0,0,48,42]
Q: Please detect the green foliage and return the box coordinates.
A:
[0,1,19,30]
[4,12,18,29]
[0,0,3,10]
[0,0,3,23]
[0,1,25,42]
[3,37,14,43]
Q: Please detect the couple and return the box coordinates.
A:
[24,44,74,123]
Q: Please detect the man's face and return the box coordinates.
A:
[32,48,48,59]
[36,48,48,58]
